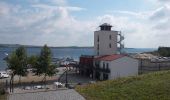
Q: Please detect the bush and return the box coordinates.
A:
[158,47,170,57]
[0,83,6,95]
[0,88,5,95]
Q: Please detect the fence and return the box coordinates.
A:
[138,59,170,74]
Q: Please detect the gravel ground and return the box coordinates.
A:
[0,67,66,84]
[8,89,85,100]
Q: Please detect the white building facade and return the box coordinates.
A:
[79,23,138,81]
[93,55,138,80]
[94,23,118,56]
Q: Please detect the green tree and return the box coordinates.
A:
[158,47,170,57]
[15,46,28,83]
[7,52,19,92]
[34,44,57,87]
[27,55,38,68]
[6,46,28,92]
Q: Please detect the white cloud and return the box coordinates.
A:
[0,2,11,15]
[0,0,170,48]
[50,0,67,6]
[0,0,93,46]
[101,2,170,48]
[150,6,170,20]
[108,10,149,19]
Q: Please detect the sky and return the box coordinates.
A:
[0,0,170,48]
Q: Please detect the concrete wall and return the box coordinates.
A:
[101,57,138,80]
[94,30,118,56]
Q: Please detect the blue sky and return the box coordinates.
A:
[0,0,170,48]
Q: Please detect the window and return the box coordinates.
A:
[97,44,99,50]
[109,43,111,48]
[95,62,99,67]
[106,63,109,69]
[109,35,111,40]
[97,35,99,42]
[103,62,105,68]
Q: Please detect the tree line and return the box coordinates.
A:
[6,44,57,92]
[158,47,170,57]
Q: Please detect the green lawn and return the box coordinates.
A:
[0,95,7,100]
[0,83,7,100]
[76,71,170,100]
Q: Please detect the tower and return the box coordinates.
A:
[94,23,118,56]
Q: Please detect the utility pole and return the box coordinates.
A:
[65,65,68,88]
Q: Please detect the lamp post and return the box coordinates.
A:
[65,65,68,88]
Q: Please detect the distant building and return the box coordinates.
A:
[93,54,138,80]
[94,23,118,56]
[79,55,94,78]
[79,23,138,81]
[132,53,170,74]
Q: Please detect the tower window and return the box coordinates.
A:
[97,51,99,55]
[109,35,111,40]
[97,44,99,50]
[109,43,111,48]
[97,35,99,42]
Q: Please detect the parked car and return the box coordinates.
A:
[89,81,96,84]
[77,82,82,85]
[0,71,9,78]
[34,85,44,89]
[54,82,64,88]
[67,84,75,89]
[24,86,31,90]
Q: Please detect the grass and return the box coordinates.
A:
[0,94,7,100]
[76,70,170,100]
[0,83,7,100]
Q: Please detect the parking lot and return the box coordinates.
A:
[8,89,85,100]
[0,68,96,94]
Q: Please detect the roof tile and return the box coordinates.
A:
[95,54,125,61]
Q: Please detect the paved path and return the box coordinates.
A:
[8,89,85,100]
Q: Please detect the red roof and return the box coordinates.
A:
[95,54,125,61]
[94,55,108,61]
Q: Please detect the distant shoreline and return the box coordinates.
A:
[0,44,157,49]
[0,44,93,48]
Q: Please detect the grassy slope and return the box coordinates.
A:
[0,95,6,100]
[76,71,170,100]
[0,83,6,100]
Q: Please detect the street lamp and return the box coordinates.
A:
[65,65,68,88]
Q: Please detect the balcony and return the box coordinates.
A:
[93,67,110,73]
[103,68,110,73]
[79,64,93,69]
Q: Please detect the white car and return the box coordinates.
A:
[24,86,31,90]
[0,71,9,78]
[34,85,44,89]
[54,82,64,88]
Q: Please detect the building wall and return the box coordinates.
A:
[94,31,118,56]
[79,56,94,66]
[79,56,94,77]
[101,57,138,80]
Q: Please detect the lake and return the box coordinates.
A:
[0,47,156,70]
